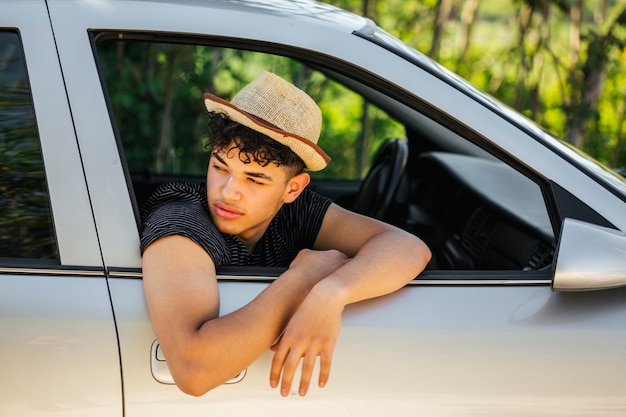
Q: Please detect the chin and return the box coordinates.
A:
[209,211,236,232]
[213,221,240,236]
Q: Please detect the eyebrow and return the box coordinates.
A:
[211,151,274,182]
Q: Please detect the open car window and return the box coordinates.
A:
[95,36,556,274]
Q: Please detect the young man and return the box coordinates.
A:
[141,71,431,397]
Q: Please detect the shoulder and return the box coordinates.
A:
[140,181,206,217]
[270,188,332,251]
[289,187,332,213]
[278,187,332,227]
[146,180,205,202]
[139,181,231,263]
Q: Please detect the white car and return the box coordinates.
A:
[1,0,625,416]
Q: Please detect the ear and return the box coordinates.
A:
[282,172,310,204]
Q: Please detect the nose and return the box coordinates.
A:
[221,175,242,201]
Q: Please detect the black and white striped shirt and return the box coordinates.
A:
[140,181,332,267]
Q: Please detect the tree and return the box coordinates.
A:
[565,5,626,149]
[457,0,480,68]
[429,0,454,58]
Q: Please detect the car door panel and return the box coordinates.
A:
[109,272,626,416]
[0,273,122,416]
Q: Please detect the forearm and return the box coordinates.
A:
[314,229,430,306]
[162,264,317,396]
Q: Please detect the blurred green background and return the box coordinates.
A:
[322,0,626,171]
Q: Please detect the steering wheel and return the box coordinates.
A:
[352,138,409,220]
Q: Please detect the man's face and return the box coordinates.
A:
[206,144,308,250]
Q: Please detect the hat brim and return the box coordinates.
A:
[203,92,330,171]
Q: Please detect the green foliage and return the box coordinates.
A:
[98,41,401,180]
[322,0,626,171]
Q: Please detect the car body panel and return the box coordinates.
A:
[108,274,626,416]
[0,273,122,416]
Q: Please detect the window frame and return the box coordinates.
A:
[91,31,558,281]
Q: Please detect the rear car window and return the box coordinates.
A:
[0,31,57,261]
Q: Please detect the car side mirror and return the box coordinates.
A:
[553,218,626,291]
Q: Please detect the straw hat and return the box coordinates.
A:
[203,71,330,171]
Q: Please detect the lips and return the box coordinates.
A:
[213,202,244,220]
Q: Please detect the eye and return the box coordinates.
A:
[211,163,227,173]
[247,177,265,185]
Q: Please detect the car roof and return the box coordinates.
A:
[59,0,368,31]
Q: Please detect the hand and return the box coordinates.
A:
[288,248,349,287]
[269,280,345,397]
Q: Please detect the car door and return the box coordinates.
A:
[0,2,122,416]
[47,1,626,416]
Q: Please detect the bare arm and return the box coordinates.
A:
[142,234,348,396]
[270,203,431,396]
[313,203,431,303]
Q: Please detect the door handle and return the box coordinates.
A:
[150,339,246,384]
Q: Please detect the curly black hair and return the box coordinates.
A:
[205,111,306,176]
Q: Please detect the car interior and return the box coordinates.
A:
[316,136,555,271]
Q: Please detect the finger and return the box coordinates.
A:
[269,345,289,389]
[318,349,333,388]
[298,352,318,396]
[279,350,302,397]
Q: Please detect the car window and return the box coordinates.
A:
[95,36,555,273]
[0,31,57,262]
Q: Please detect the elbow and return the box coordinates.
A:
[176,380,215,397]
[177,383,208,397]
[167,355,226,397]
[169,355,248,397]
[158,332,245,396]
[171,364,221,397]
